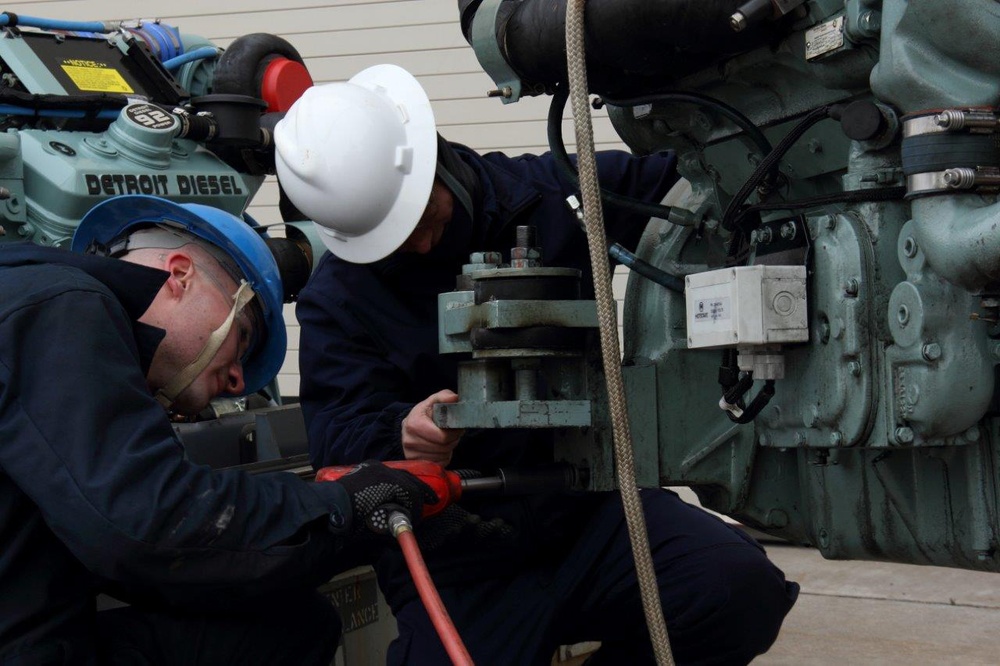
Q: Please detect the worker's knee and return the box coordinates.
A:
[665,543,798,664]
[298,590,343,647]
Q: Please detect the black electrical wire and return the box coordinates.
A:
[597,91,773,159]
[721,105,835,232]
[730,185,908,230]
[727,379,776,424]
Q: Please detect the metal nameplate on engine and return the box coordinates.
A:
[805,16,845,61]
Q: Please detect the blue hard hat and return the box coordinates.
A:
[72,195,286,397]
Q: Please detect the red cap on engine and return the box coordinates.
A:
[261,58,313,113]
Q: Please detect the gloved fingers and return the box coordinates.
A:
[413,505,516,551]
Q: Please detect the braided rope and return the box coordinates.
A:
[564,1,674,663]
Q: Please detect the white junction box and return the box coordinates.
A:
[685,265,808,349]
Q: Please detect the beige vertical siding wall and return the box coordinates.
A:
[7,0,632,397]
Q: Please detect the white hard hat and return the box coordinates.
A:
[274,64,437,264]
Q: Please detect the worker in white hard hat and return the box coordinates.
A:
[280,65,798,665]
[0,195,438,665]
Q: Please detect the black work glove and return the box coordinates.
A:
[331,460,439,536]
[415,504,517,552]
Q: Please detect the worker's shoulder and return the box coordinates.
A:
[0,261,116,321]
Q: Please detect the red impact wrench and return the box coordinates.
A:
[315,459,577,517]
[315,461,578,665]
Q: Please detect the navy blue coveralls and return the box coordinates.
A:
[0,244,351,666]
[298,147,799,665]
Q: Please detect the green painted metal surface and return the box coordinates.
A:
[455,0,1000,572]
[612,0,1000,571]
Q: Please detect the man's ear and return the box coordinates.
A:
[163,251,196,298]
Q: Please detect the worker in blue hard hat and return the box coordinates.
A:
[0,194,436,665]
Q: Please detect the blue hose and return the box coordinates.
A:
[162,47,221,72]
[0,104,121,120]
[0,13,114,33]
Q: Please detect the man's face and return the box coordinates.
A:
[151,260,255,415]
[398,179,454,254]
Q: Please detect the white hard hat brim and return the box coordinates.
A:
[315,64,438,264]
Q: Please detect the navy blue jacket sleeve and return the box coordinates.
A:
[297,260,416,469]
[0,269,352,604]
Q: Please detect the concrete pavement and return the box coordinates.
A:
[757,544,1000,664]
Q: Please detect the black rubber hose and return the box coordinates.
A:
[460,0,784,96]
[212,33,306,96]
[547,85,677,221]
[609,243,685,294]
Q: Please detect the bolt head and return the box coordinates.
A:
[894,427,915,444]
[921,343,942,361]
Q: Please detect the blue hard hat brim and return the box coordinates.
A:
[73,195,287,397]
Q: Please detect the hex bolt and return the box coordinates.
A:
[487,86,513,99]
[965,426,982,443]
[780,221,797,240]
[921,342,942,362]
[757,227,773,244]
[0,187,10,201]
[859,10,881,34]
[824,215,837,230]
[848,361,862,377]
[829,431,844,446]
[903,236,918,258]
[844,279,860,297]
[894,426,915,444]
[818,318,831,344]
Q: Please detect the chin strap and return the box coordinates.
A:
[156,280,257,410]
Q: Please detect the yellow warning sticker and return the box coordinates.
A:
[61,60,134,94]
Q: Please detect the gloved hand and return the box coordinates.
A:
[415,504,516,552]
[329,460,439,536]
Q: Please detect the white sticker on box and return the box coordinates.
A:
[692,296,731,325]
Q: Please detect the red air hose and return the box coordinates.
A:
[389,512,474,666]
